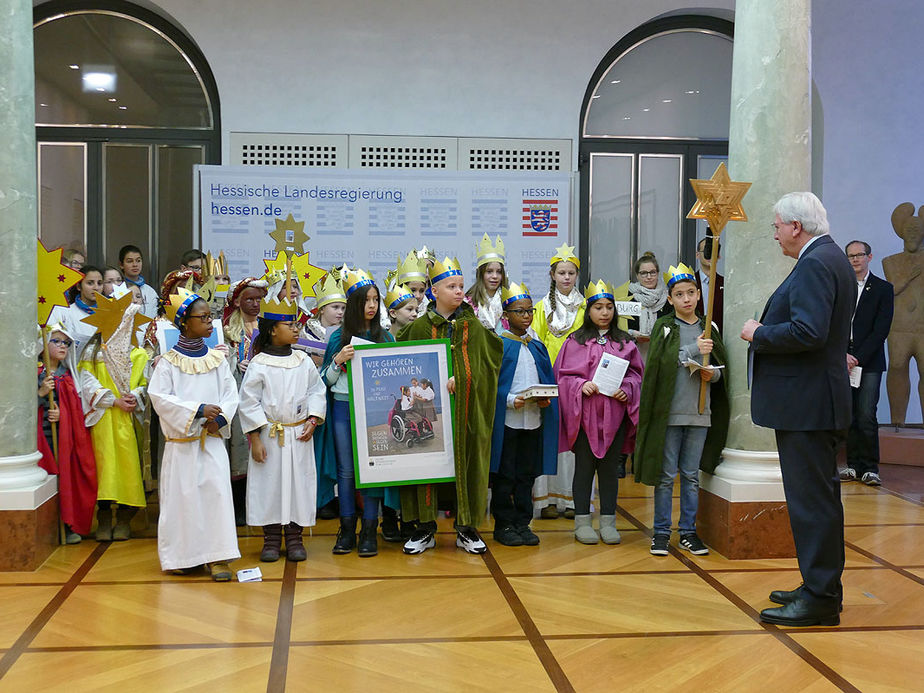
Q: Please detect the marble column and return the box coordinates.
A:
[698,0,812,558]
[0,0,58,570]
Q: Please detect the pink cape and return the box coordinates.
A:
[554,336,644,458]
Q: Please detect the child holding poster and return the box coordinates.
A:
[398,257,503,555]
[321,269,395,557]
[238,296,327,563]
[633,264,729,557]
[531,244,585,520]
[555,280,643,545]
[489,281,558,547]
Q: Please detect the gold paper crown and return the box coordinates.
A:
[259,296,298,321]
[550,243,580,268]
[313,273,347,309]
[344,267,375,297]
[665,262,696,289]
[385,284,415,310]
[476,234,506,268]
[164,287,201,327]
[428,256,463,284]
[583,279,617,302]
[416,246,436,262]
[396,251,428,284]
[206,251,227,279]
[501,280,531,307]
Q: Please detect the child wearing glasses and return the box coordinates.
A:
[148,289,240,581]
[37,325,98,544]
[489,282,558,546]
[238,298,327,563]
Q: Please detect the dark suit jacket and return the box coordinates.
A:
[751,235,856,431]
[849,273,893,372]
[696,271,724,333]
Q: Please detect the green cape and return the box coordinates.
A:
[633,314,730,486]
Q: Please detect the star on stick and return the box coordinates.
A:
[268,214,309,254]
[80,291,134,343]
[37,240,84,326]
[686,162,751,233]
[263,251,327,298]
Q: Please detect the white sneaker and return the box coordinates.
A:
[838,467,857,482]
[403,528,436,555]
[455,527,487,554]
[861,472,882,486]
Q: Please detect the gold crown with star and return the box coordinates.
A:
[476,234,506,268]
[344,267,376,297]
[550,243,580,269]
[665,262,696,290]
[165,287,202,327]
[583,279,616,302]
[501,280,531,308]
[313,273,347,309]
[396,251,428,284]
[385,284,415,310]
[428,256,463,284]
[259,296,298,321]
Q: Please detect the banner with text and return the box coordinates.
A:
[196,166,571,296]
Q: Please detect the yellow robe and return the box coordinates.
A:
[80,348,149,507]
[531,294,586,366]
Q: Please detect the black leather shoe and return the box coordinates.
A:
[770,585,843,612]
[332,516,357,555]
[760,598,840,627]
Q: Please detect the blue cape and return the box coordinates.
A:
[489,334,559,475]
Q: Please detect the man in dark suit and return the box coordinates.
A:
[841,241,894,486]
[695,232,724,332]
[741,192,855,627]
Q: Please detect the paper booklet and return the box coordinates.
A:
[849,365,862,388]
[350,336,375,346]
[236,567,263,583]
[681,358,726,376]
[591,353,630,396]
[518,384,559,399]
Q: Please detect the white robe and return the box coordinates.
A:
[148,349,241,571]
[238,351,327,527]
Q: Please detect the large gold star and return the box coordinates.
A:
[37,240,84,326]
[687,162,751,234]
[263,251,328,298]
[268,213,309,254]
[80,291,134,343]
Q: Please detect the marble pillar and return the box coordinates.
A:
[0,0,58,570]
[698,0,812,558]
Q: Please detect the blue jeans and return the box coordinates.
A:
[332,400,378,521]
[653,425,708,536]
[847,370,882,475]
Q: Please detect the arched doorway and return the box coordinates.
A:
[578,15,734,285]
[34,1,220,281]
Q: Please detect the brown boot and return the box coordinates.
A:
[95,504,113,542]
[284,522,307,562]
[112,505,137,541]
[261,524,283,562]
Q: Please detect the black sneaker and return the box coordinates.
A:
[518,525,540,546]
[456,527,487,554]
[381,512,402,542]
[679,533,709,555]
[650,534,670,556]
[403,526,436,554]
[493,525,523,546]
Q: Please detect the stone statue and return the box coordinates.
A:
[883,203,924,425]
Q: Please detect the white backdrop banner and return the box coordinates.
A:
[196,166,571,296]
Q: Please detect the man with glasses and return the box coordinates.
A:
[841,241,894,486]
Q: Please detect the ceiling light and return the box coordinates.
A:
[82,69,116,93]
[108,98,117,102]
[591,95,600,99]
[611,80,621,84]
[40,103,48,107]
[68,64,79,70]
[642,108,650,112]
[118,106,127,110]
[623,116,631,120]
[662,99,672,103]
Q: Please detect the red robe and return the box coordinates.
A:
[37,367,98,535]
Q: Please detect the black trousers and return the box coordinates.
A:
[572,424,626,516]
[490,426,541,528]
[775,429,845,606]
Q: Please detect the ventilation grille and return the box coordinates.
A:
[459,138,571,171]
[229,133,347,167]
[349,136,456,169]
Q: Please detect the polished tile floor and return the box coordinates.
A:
[0,464,921,692]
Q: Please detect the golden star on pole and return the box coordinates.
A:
[686,162,751,233]
[268,214,309,254]
[80,291,134,343]
[37,240,84,326]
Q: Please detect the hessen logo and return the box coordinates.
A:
[522,199,558,236]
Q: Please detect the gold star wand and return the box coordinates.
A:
[687,162,751,413]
